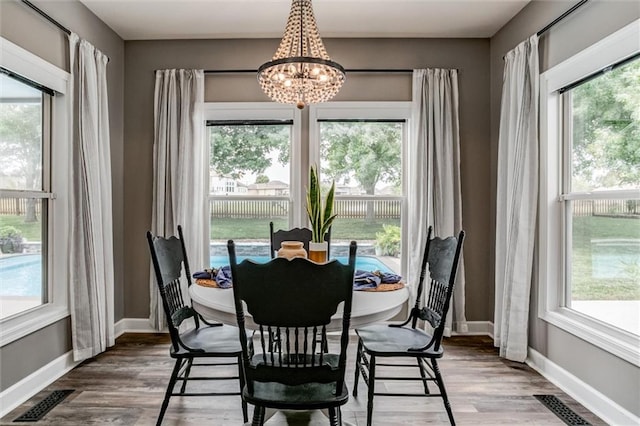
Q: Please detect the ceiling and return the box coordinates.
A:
[78,0,531,40]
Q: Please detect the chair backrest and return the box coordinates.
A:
[228,240,356,395]
[411,226,465,351]
[269,221,331,258]
[147,225,199,352]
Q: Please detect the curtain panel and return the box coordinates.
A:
[410,68,467,336]
[494,35,539,362]
[67,33,115,361]
[150,69,206,330]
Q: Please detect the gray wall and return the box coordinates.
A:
[490,0,640,416]
[123,38,492,321]
[0,0,124,390]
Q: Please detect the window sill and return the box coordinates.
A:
[540,307,640,367]
[0,304,69,347]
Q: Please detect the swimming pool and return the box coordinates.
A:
[0,254,43,297]
[209,255,394,273]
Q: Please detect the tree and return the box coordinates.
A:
[320,122,402,220]
[209,125,289,180]
[0,103,42,222]
[254,174,269,184]
[571,59,640,190]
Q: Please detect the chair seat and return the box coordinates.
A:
[356,324,444,357]
[171,324,242,357]
[244,381,349,410]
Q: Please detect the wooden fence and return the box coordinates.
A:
[1,197,637,219]
[0,198,41,215]
[208,198,402,219]
[573,199,640,217]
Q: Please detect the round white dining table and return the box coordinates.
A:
[190,283,409,425]
[190,284,410,330]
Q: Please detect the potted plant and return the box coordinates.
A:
[306,164,336,262]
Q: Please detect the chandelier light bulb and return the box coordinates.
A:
[257,0,346,109]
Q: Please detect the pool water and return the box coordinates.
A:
[0,254,43,297]
[0,254,393,298]
[209,255,394,273]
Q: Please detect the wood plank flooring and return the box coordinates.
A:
[1,333,606,425]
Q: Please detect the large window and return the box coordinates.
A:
[540,21,640,365]
[204,103,301,267]
[0,72,49,320]
[310,102,410,273]
[203,102,410,274]
[0,37,70,346]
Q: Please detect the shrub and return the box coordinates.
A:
[0,226,24,254]
[375,224,401,257]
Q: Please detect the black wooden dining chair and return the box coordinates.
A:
[269,221,331,259]
[146,226,248,425]
[228,239,357,426]
[353,226,465,426]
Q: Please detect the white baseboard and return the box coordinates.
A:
[527,347,639,426]
[452,320,494,338]
[114,317,164,337]
[0,351,78,419]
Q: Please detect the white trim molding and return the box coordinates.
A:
[0,351,78,418]
[527,347,639,426]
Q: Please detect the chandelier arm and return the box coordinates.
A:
[257,57,346,74]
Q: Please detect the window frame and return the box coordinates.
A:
[0,37,71,346]
[539,20,640,366]
[309,101,411,274]
[202,102,303,227]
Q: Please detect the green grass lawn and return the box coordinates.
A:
[0,214,42,241]
[211,217,400,241]
[571,215,640,301]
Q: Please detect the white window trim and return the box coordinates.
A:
[0,37,71,346]
[202,102,303,225]
[539,20,640,366]
[308,101,411,275]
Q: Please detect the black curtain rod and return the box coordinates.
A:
[21,0,71,35]
[536,0,589,37]
[559,51,640,94]
[204,69,413,74]
[202,68,458,74]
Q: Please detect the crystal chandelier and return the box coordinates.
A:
[258,0,346,109]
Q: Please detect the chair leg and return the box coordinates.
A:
[328,407,342,426]
[431,359,455,426]
[366,355,376,426]
[417,358,431,394]
[352,339,362,397]
[251,405,265,426]
[237,355,248,423]
[157,358,182,426]
[180,358,193,394]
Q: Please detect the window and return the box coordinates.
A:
[204,103,301,266]
[310,102,410,273]
[539,21,640,365]
[0,37,70,346]
[0,72,50,320]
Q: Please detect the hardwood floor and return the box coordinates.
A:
[1,333,605,425]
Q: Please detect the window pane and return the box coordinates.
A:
[319,121,403,269]
[569,199,640,335]
[570,58,640,192]
[0,198,45,319]
[208,123,291,264]
[0,74,47,320]
[0,73,43,191]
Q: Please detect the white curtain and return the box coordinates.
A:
[150,69,206,330]
[67,33,114,362]
[494,35,539,362]
[410,68,467,336]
